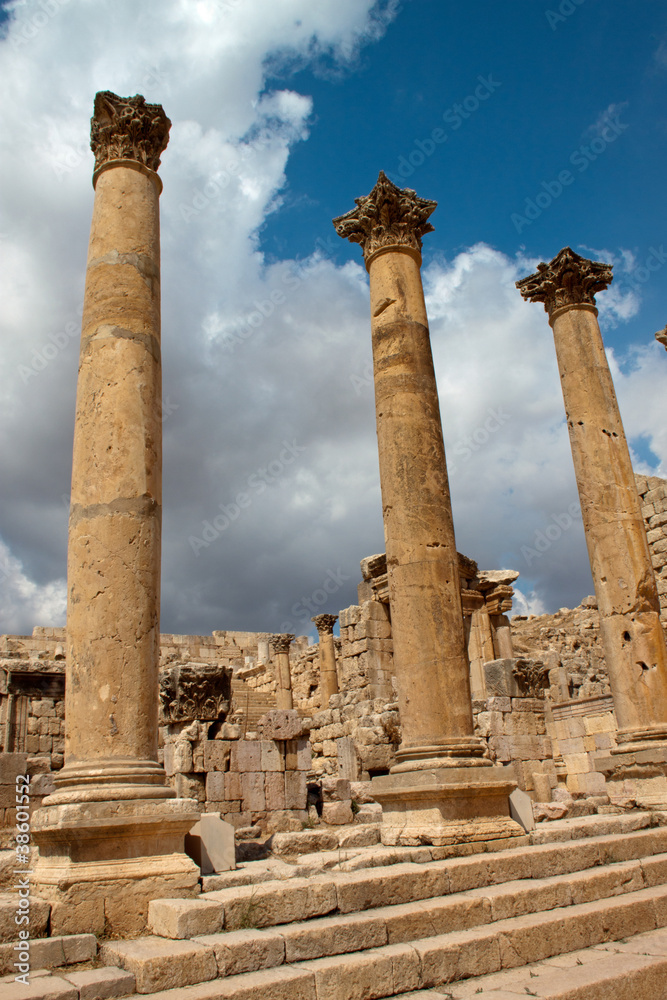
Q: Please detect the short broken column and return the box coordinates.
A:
[31,92,199,936]
[517,248,667,804]
[312,614,339,707]
[270,633,295,710]
[333,172,522,845]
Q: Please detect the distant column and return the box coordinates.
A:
[270,633,295,710]
[333,173,522,846]
[312,614,339,707]
[517,247,667,746]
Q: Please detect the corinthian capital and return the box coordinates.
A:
[311,614,338,635]
[91,91,171,174]
[656,326,667,350]
[269,633,295,654]
[333,171,437,266]
[516,247,612,318]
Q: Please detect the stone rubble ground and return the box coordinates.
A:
[0,813,666,999]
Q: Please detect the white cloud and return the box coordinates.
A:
[0,0,665,638]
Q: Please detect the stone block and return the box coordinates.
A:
[241,772,265,812]
[484,660,521,698]
[0,977,77,1000]
[202,741,231,772]
[174,773,205,802]
[265,773,286,811]
[321,801,353,825]
[0,755,27,784]
[509,787,535,832]
[149,898,224,939]
[62,967,136,1000]
[284,771,307,809]
[321,778,351,802]
[224,773,242,801]
[184,814,235,875]
[260,741,283,772]
[284,739,311,771]
[100,936,217,994]
[205,772,226,801]
[230,741,261,772]
[259,711,306,741]
[193,928,284,978]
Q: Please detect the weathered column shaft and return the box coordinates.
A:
[491,615,514,659]
[334,173,483,765]
[270,634,294,710]
[518,249,667,737]
[312,614,339,707]
[55,93,170,799]
[333,174,521,846]
[31,92,199,938]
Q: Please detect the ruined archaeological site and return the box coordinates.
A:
[2,91,667,1000]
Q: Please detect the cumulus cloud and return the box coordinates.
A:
[0,0,665,640]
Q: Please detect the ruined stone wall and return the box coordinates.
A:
[160,713,311,834]
[636,473,667,627]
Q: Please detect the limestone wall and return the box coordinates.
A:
[636,473,667,627]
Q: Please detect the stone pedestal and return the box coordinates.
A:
[334,173,522,845]
[312,614,339,708]
[270,633,295,710]
[31,93,199,934]
[517,249,667,758]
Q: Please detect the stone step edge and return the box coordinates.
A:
[166,860,667,977]
[111,888,667,998]
[194,827,667,930]
[0,933,98,979]
[379,926,667,1000]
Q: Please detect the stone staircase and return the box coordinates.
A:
[3,814,667,999]
[229,678,276,731]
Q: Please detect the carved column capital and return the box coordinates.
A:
[269,633,295,654]
[516,247,612,319]
[656,326,667,350]
[91,91,171,176]
[311,614,338,635]
[333,171,436,268]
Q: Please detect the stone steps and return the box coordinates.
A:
[394,926,667,998]
[103,888,667,998]
[96,825,667,995]
[0,934,97,977]
[163,826,667,936]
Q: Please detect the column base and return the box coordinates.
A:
[598,740,667,810]
[371,764,525,847]
[31,797,201,937]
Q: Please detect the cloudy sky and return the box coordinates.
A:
[1,0,666,639]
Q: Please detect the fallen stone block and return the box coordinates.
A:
[148,898,224,939]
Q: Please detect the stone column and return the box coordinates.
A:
[312,614,339,707]
[270,633,295,710]
[656,326,667,350]
[333,173,522,846]
[31,92,199,937]
[517,248,667,799]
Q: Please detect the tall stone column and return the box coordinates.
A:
[517,248,667,802]
[333,173,522,846]
[270,633,295,710]
[312,614,339,707]
[31,92,199,937]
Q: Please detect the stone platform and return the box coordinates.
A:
[2,812,667,999]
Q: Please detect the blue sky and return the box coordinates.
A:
[0,0,665,637]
